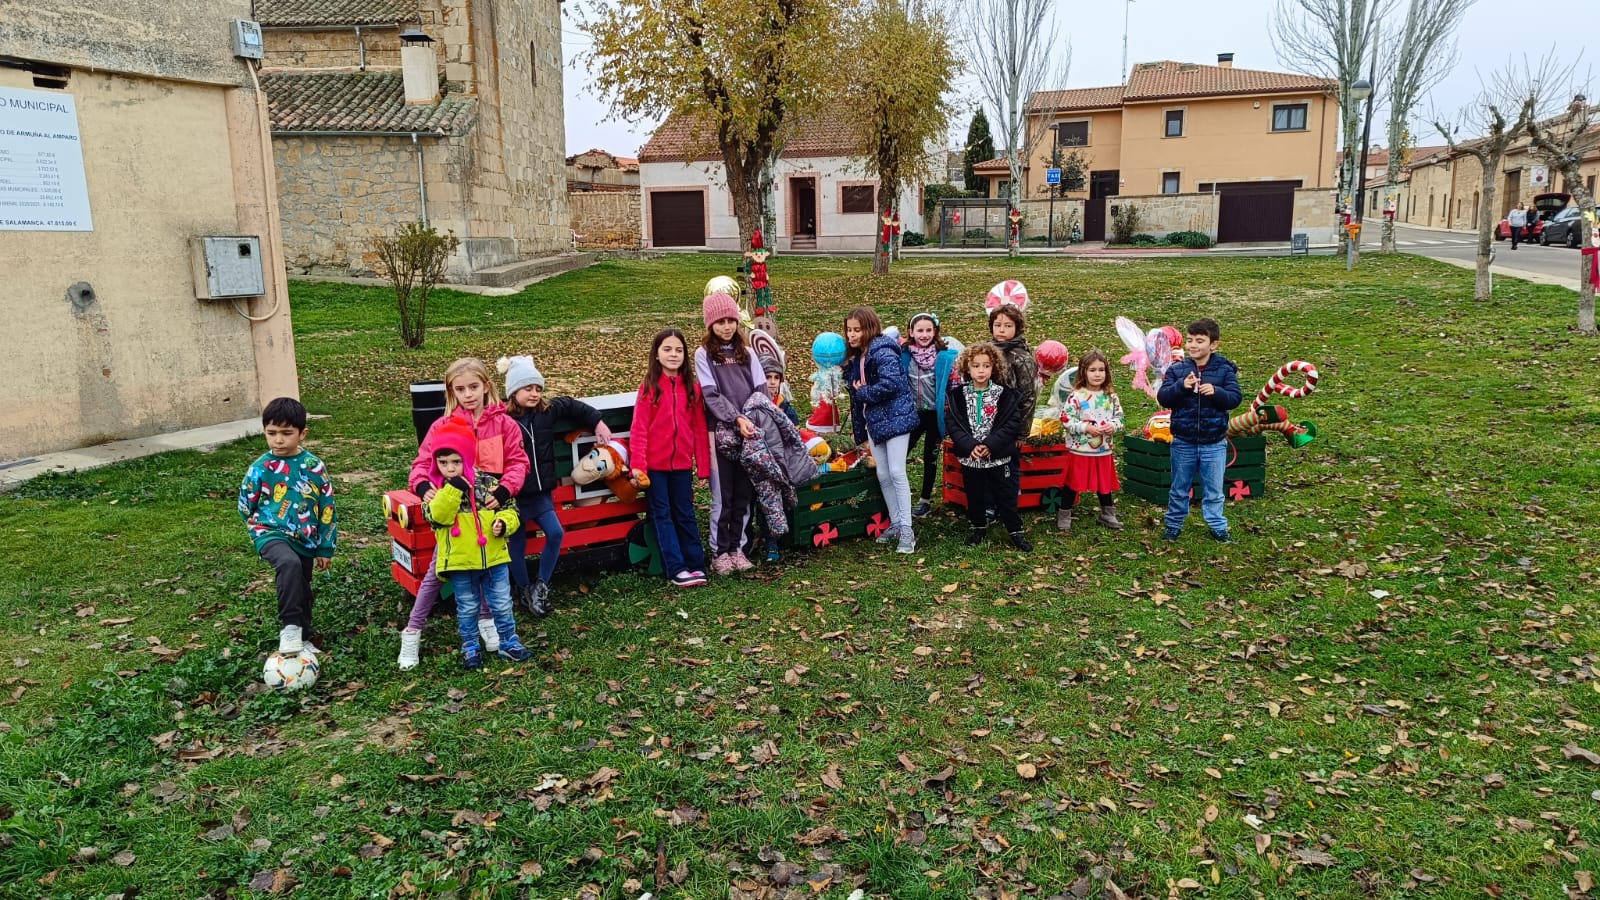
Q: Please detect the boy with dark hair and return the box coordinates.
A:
[238,397,337,654]
[1155,318,1242,543]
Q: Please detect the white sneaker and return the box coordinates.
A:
[278,624,303,655]
[301,641,321,655]
[477,617,500,654]
[397,628,421,670]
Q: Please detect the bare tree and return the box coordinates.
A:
[1378,0,1476,253]
[1272,0,1393,211]
[968,0,1070,255]
[1526,94,1599,333]
[1431,59,1569,301]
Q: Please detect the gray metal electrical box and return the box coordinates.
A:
[232,19,265,59]
[190,236,266,299]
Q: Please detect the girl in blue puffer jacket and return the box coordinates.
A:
[845,306,920,554]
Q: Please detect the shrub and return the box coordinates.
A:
[1129,233,1160,246]
[1165,230,1213,249]
[963,228,992,240]
[1109,203,1144,244]
[371,222,459,349]
[901,231,926,247]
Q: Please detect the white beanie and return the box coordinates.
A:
[498,355,544,395]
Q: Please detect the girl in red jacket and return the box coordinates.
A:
[398,357,530,670]
[632,328,711,588]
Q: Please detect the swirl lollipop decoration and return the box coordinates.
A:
[985,280,1030,314]
[1227,361,1321,448]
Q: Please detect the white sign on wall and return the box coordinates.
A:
[1530,165,1550,188]
[0,86,92,231]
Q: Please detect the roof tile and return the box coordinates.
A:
[256,0,419,27]
[261,71,475,136]
[1028,85,1125,113]
[1123,60,1333,102]
[639,111,859,162]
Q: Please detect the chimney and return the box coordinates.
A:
[1217,52,1234,68]
[400,28,439,106]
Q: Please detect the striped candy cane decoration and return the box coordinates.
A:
[1251,361,1319,413]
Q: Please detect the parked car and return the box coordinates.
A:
[1495,192,1570,241]
[1539,205,1596,248]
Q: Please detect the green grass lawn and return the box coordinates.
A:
[2,253,1598,899]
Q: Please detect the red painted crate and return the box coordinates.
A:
[385,391,658,597]
[941,439,1072,510]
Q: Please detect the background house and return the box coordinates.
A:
[637,113,922,252]
[259,0,569,281]
[977,55,1338,243]
[1400,127,1599,231]
[567,149,642,251]
[0,0,297,460]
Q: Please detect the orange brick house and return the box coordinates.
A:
[976,55,1339,243]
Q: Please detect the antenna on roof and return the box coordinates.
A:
[1121,0,1134,80]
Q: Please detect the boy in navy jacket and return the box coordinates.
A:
[1155,318,1242,542]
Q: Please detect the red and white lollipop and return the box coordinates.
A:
[985,280,1030,315]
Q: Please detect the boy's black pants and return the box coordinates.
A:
[964,463,1021,531]
[261,541,314,630]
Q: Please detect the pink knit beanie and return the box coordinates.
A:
[703,291,741,328]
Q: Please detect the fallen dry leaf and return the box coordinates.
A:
[1016,762,1038,779]
[1562,743,1600,765]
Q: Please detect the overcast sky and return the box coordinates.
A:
[559,1,1598,158]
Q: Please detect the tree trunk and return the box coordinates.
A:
[1578,258,1596,334]
[873,189,892,276]
[1380,155,1402,253]
[1007,152,1023,257]
[1470,154,1499,302]
[725,148,764,255]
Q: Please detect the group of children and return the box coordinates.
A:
[238,290,1243,670]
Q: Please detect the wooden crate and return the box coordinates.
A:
[784,465,891,549]
[1121,433,1266,506]
[386,391,662,596]
[941,439,1073,511]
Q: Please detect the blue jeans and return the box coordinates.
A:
[1165,438,1228,533]
[447,565,517,651]
[507,492,563,586]
[647,469,707,575]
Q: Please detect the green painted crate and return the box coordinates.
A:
[784,466,891,549]
[1122,433,1267,505]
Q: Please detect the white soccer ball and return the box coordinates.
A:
[263,650,320,692]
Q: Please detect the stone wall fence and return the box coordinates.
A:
[1291,188,1337,244]
[1109,193,1220,239]
[1019,198,1085,240]
[570,191,642,250]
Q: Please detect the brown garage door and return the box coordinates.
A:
[650,191,705,247]
[1216,181,1300,243]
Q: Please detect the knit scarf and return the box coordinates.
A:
[908,341,938,371]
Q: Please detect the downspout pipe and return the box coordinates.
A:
[412,131,428,228]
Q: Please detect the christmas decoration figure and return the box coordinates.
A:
[744,229,774,319]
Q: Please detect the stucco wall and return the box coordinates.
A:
[0,66,294,459]
[1118,94,1337,197]
[0,0,253,86]
[1024,108,1123,199]
[639,156,921,252]
[570,192,641,249]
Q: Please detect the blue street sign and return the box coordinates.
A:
[1046,168,1062,185]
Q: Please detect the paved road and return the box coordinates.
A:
[1366,222,1590,283]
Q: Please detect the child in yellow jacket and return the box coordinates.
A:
[425,420,529,668]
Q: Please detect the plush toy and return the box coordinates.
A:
[798,428,832,463]
[808,332,848,433]
[744,229,774,320]
[570,438,641,503]
[1143,410,1173,442]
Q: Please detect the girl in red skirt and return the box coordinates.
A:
[1056,349,1125,531]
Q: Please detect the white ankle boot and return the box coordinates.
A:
[278,624,303,654]
[397,628,421,670]
[477,618,500,653]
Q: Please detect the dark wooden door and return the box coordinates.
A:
[1215,181,1298,243]
[1084,170,1119,241]
[650,191,705,246]
[793,179,817,236]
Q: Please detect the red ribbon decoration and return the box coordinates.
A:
[1228,480,1251,501]
[865,512,890,539]
[812,522,839,548]
[1582,245,1600,290]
